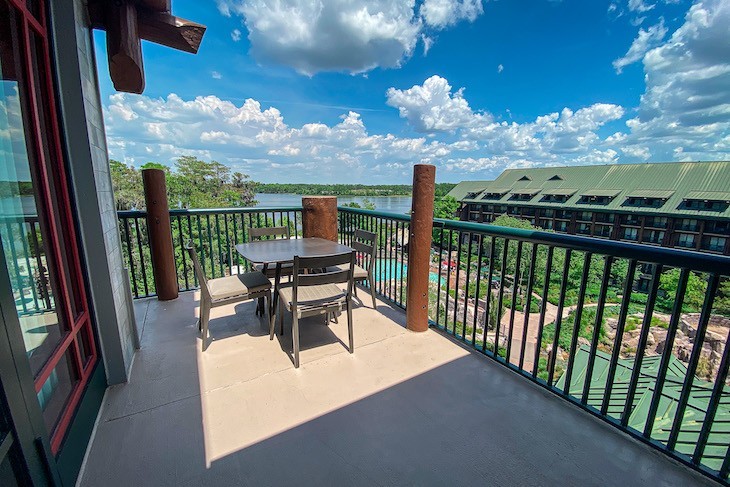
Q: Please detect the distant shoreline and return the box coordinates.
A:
[254,183,455,198]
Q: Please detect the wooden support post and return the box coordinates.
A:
[302,196,338,242]
[406,164,436,332]
[106,2,145,94]
[142,169,178,301]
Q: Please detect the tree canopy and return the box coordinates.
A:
[110,157,257,210]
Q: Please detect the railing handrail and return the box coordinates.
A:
[337,206,412,222]
[117,206,304,218]
[341,206,730,274]
[117,205,730,274]
[433,217,730,275]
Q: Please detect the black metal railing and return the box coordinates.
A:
[1,214,54,316]
[337,207,410,308]
[117,207,302,298]
[118,205,730,483]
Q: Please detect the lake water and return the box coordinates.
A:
[255,193,412,215]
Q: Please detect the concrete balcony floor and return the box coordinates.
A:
[79,289,714,486]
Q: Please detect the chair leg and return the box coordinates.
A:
[370,282,377,309]
[292,314,300,368]
[268,293,276,340]
[201,300,211,352]
[278,299,284,339]
[347,301,354,353]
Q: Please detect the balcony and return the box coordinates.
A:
[78,291,713,486]
[86,205,730,485]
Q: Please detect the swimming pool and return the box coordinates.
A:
[373,260,439,283]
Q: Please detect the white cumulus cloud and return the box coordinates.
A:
[216,0,486,75]
[385,75,488,132]
[613,19,667,73]
[420,0,484,28]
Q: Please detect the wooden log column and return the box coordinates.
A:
[142,169,178,300]
[406,164,436,332]
[302,196,338,242]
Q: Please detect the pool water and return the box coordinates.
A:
[372,260,439,283]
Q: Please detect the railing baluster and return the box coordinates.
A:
[481,237,496,353]
[436,225,445,328]
[453,232,464,336]
[563,252,592,396]
[462,234,473,341]
[667,274,720,451]
[494,239,509,358]
[643,268,689,437]
[134,217,149,297]
[692,304,730,465]
[444,229,453,334]
[506,241,523,362]
[471,235,484,347]
[601,259,637,415]
[122,217,138,298]
[29,219,51,310]
[582,256,614,404]
[533,246,554,378]
[17,221,40,311]
[621,263,662,425]
[518,243,537,370]
[548,248,572,387]
[188,215,197,286]
[5,221,29,314]
[177,215,189,290]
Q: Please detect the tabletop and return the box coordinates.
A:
[235,237,353,264]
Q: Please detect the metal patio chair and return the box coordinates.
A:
[274,251,356,368]
[186,241,272,352]
[328,229,377,308]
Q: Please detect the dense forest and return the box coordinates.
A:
[110,157,457,210]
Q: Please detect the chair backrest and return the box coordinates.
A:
[249,226,290,241]
[185,241,211,298]
[291,251,356,305]
[351,229,377,270]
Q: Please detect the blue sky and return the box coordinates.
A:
[96,0,730,183]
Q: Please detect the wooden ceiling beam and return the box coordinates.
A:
[88,0,206,93]
[137,12,206,54]
[106,2,145,94]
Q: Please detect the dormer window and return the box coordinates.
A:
[578,189,619,205]
[548,175,563,181]
[623,190,673,208]
[509,189,540,201]
[540,188,576,203]
[480,188,510,200]
[518,175,531,181]
[679,191,730,212]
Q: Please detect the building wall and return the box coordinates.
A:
[460,203,730,256]
[51,0,137,384]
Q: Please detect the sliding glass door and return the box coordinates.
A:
[0,0,98,460]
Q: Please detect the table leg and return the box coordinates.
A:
[270,263,282,334]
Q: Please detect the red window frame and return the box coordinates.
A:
[7,0,98,454]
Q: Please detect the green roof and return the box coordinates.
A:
[543,188,577,196]
[447,180,491,201]
[556,346,729,472]
[581,189,622,197]
[626,189,675,199]
[685,191,730,202]
[453,161,730,219]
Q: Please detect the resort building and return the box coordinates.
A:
[448,162,730,256]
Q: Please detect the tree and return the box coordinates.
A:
[110,160,145,210]
[716,279,730,316]
[109,157,257,210]
[343,199,376,210]
[657,268,708,313]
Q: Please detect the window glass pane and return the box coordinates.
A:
[27,29,83,320]
[36,348,78,434]
[0,4,67,378]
